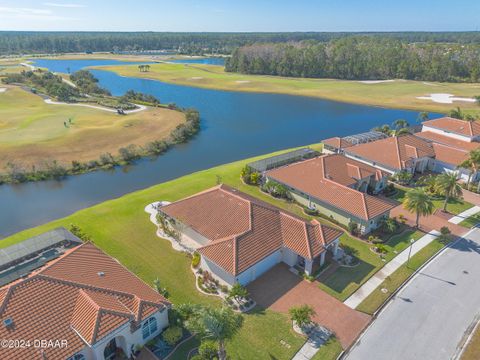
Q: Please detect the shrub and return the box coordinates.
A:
[304,207,319,216]
[220,285,229,293]
[198,340,218,360]
[375,244,388,254]
[192,252,201,268]
[162,326,183,346]
[348,221,359,236]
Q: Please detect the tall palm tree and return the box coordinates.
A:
[459,148,480,189]
[179,304,243,360]
[393,118,409,130]
[403,188,434,228]
[417,111,429,123]
[436,173,463,212]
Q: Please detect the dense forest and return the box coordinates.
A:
[1,31,480,55]
[225,37,480,82]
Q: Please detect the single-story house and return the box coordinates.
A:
[422,116,480,143]
[344,134,436,175]
[158,185,343,286]
[0,242,170,360]
[266,154,395,235]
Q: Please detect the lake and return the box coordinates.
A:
[0,59,435,238]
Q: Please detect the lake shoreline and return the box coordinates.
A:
[95,63,480,116]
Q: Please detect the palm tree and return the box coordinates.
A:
[289,305,316,329]
[395,127,411,136]
[178,304,243,360]
[459,148,480,189]
[436,173,463,212]
[372,124,392,136]
[403,188,434,228]
[393,118,409,130]
[448,107,464,120]
[417,111,429,123]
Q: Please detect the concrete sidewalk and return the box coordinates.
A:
[344,230,440,309]
[448,206,480,225]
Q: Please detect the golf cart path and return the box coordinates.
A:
[44,98,147,114]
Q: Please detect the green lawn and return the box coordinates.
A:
[390,186,474,215]
[317,229,422,301]
[311,336,343,360]
[95,62,480,116]
[356,237,448,314]
[460,213,480,228]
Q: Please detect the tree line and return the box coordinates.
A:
[225,37,480,82]
[2,31,480,55]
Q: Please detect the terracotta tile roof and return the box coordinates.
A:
[422,117,480,137]
[322,137,354,150]
[345,134,435,171]
[162,185,343,276]
[416,131,480,152]
[432,143,469,166]
[0,243,169,360]
[266,155,394,222]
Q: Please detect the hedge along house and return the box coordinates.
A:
[344,134,436,175]
[266,154,395,235]
[157,185,343,285]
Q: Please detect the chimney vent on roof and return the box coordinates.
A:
[97,271,105,277]
[3,317,13,328]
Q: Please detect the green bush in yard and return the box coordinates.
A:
[162,325,183,346]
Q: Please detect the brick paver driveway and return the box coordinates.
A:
[247,264,371,349]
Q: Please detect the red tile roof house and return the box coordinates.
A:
[0,241,170,360]
[266,154,395,235]
[158,185,343,284]
[344,134,436,176]
[418,117,480,182]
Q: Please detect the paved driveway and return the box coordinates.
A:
[344,228,480,360]
[247,264,371,349]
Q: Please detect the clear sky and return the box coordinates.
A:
[0,0,478,32]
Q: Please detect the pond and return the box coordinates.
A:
[0,58,437,238]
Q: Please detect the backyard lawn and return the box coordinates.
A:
[390,186,474,215]
[356,237,447,314]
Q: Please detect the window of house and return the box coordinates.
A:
[67,354,85,360]
[142,316,158,339]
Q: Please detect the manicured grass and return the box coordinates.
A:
[318,229,423,301]
[356,237,447,314]
[0,145,323,359]
[311,336,343,360]
[460,213,480,228]
[462,325,480,360]
[318,233,384,301]
[0,85,184,170]
[96,62,480,116]
[390,186,474,216]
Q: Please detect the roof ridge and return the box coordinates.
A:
[394,136,402,169]
[322,178,369,219]
[303,223,313,260]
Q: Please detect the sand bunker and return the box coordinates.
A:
[190,77,203,80]
[235,80,251,84]
[0,88,6,93]
[416,93,476,104]
[359,80,395,84]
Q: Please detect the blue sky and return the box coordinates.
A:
[0,0,478,32]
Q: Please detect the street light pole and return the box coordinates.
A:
[406,238,415,269]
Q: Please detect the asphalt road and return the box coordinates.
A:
[345,228,480,360]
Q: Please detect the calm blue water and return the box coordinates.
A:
[0,59,437,238]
